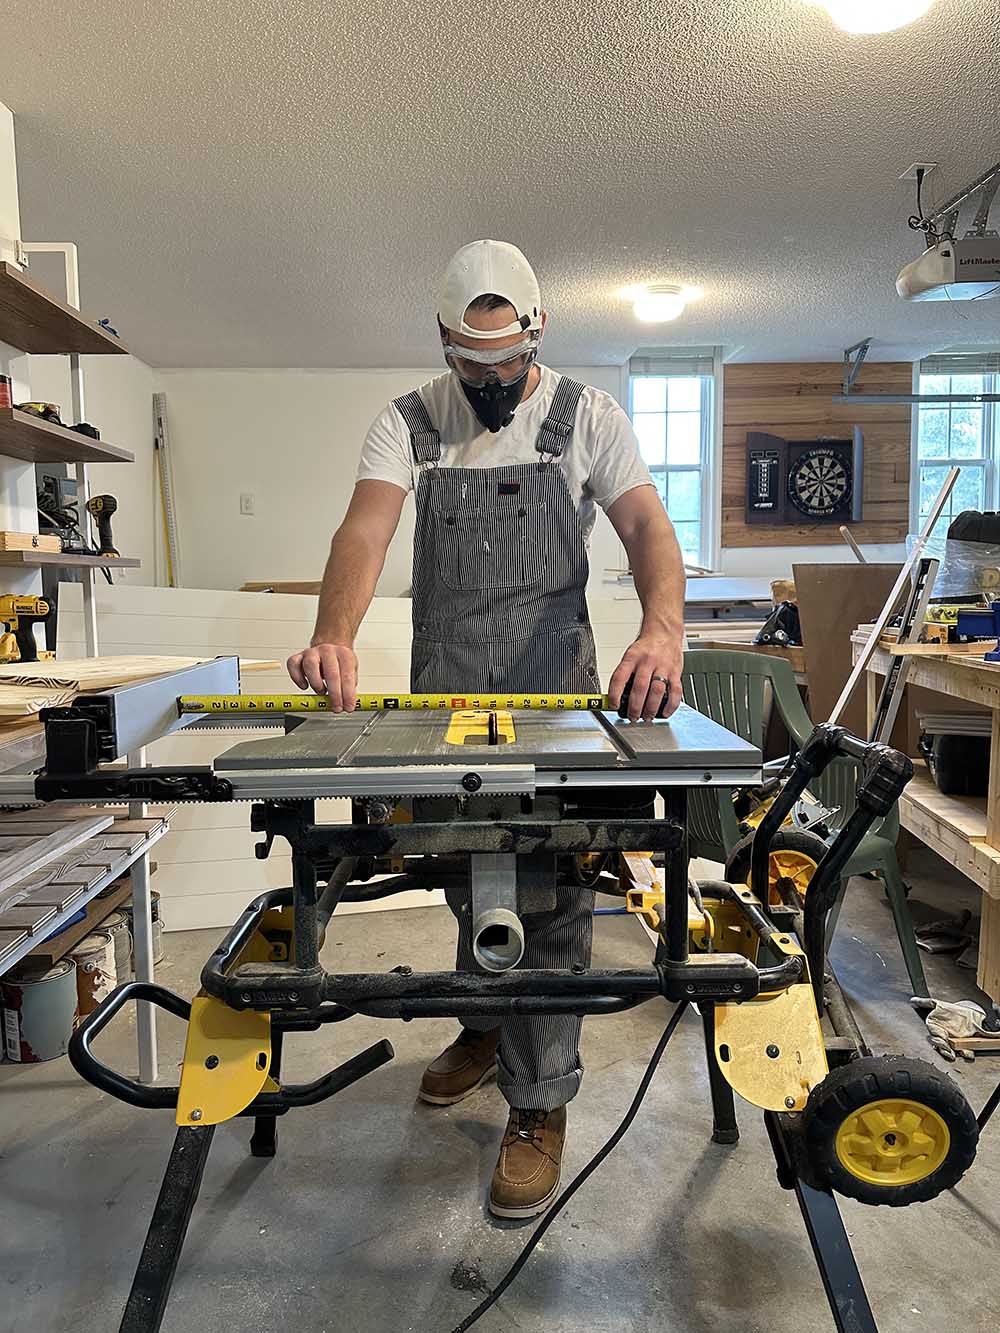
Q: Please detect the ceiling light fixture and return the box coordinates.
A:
[620,283,701,324]
[814,0,935,33]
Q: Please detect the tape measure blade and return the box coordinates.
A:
[179,692,612,714]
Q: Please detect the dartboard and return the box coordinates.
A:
[787,447,852,518]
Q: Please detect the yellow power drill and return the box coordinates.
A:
[0,595,50,663]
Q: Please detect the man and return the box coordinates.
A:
[288,240,685,1218]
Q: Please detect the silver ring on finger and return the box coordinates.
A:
[651,675,669,685]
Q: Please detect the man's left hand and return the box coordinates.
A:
[608,632,684,722]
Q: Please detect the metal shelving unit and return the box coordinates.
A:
[0,244,141,653]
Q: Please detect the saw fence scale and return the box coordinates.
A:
[2,661,990,1333]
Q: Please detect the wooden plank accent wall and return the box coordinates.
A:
[722,362,912,548]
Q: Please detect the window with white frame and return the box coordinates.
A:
[915,354,1000,534]
[628,349,715,565]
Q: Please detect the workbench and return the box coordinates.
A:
[853,636,1000,1000]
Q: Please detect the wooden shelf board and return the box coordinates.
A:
[858,643,1000,710]
[902,764,987,839]
[0,549,140,569]
[0,407,133,464]
[0,261,129,356]
[898,764,1000,897]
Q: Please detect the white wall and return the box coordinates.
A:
[0,104,39,599]
[26,353,158,582]
[719,541,907,578]
[154,365,627,597]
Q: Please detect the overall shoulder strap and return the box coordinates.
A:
[392,390,442,465]
[536,377,586,459]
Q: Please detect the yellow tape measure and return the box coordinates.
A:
[179,692,610,716]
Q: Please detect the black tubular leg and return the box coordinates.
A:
[700,1003,739,1144]
[765,1113,878,1333]
[660,788,689,964]
[293,850,319,971]
[250,1028,283,1158]
[978,1077,1000,1131]
[120,1125,216,1333]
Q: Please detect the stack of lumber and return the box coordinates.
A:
[0,655,276,719]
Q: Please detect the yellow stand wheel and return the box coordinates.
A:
[802,1056,978,1205]
[834,1099,950,1187]
[724,827,826,907]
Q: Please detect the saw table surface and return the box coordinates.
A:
[213,702,761,775]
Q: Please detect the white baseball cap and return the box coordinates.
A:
[438,240,542,340]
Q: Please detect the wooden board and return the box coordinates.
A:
[0,260,129,356]
[0,654,218,690]
[0,684,76,716]
[0,926,29,965]
[721,362,912,548]
[0,654,277,717]
[241,581,322,595]
[0,408,134,465]
[0,551,140,570]
[978,894,1000,1002]
[0,814,114,898]
[876,640,991,658]
[24,877,135,968]
[795,563,902,736]
[0,530,61,553]
[0,904,57,933]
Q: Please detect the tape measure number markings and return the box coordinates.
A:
[179,692,610,716]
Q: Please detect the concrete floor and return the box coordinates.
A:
[3,848,1000,1333]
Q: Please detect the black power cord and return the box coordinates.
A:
[448,1000,689,1333]
[908,166,954,248]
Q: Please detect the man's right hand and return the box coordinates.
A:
[286,643,359,712]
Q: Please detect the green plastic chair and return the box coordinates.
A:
[682,648,928,997]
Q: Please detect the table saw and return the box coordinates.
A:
[0,660,988,1333]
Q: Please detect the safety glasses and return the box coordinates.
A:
[443,334,540,385]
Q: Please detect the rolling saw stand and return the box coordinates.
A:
[5,665,988,1333]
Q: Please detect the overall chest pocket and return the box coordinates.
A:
[434,502,548,592]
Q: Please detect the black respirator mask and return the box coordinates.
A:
[442,334,540,434]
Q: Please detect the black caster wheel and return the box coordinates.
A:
[724,826,827,907]
[801,1055,978,1206]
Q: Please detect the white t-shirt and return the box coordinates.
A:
[356,365,654,543]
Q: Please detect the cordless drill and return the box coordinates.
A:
[0,595,50,663]
[86,494,119,558]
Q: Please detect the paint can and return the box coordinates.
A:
[0,375,11,410]
[151,890,164,964]
[124,890,164,967]
[70,931,116,1017]
[1,959,78,1062]
[129,890,164,965]
[101,910,132,984]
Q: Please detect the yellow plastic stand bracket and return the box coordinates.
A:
[714,930,828,1113]
[444,709,516,745]
[176,996,278,1127]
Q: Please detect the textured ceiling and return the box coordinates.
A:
[1,1,999,368]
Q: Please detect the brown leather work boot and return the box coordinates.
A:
[418,1026,500,1106]
[489,1105,566,1219]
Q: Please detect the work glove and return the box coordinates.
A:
[910,995,992,1062]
